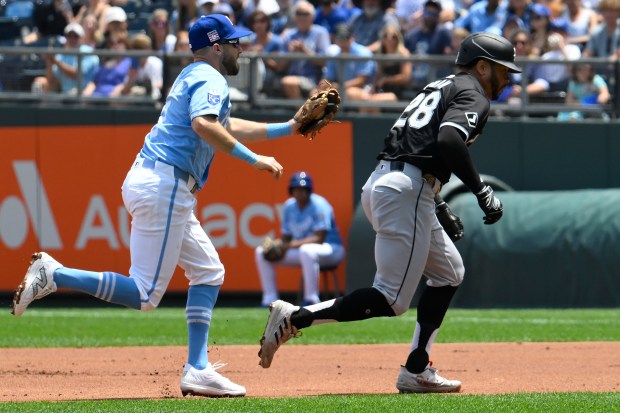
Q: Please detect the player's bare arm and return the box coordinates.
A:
[227,117,301,142]
[192,115,283,178]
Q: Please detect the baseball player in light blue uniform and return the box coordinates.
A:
[12,14,303,397]
[255,172,345,306]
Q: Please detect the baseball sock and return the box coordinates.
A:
[405,285,458,373]
[291,287,395,329]
[186,284,219,370]
[54,268,141,309]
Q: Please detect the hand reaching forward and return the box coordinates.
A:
[254,155,283,178]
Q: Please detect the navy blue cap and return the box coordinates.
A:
[189,14,253,51]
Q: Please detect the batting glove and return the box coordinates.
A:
[475,185,503,225]
[436,201,464,242]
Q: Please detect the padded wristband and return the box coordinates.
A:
[266,122,292,139]
[231,141,258,165]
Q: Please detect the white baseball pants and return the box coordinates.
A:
[255,242,345,306]
[122,157,225,311]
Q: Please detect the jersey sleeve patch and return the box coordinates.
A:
[465,112,478,128]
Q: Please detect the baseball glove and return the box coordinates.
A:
[294,80,341,140]
[261,236,286,262]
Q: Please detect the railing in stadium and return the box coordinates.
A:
[0,46,617,119]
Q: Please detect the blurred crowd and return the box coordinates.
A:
[0,0,618,117]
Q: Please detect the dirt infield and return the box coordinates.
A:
[1,342,619,401]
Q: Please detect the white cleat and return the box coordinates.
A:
[396,364,462,393]
[12,252,62,316]
[258,300,300,368]
[180,362,246,397]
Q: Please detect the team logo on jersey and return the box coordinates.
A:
[465,112,478,128]
[208,89,221,105]
[207,30,220,43]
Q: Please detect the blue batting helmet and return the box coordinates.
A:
[288,171,313,194]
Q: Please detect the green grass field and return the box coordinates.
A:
[1,308,619,412]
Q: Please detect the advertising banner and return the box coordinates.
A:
[0,123,353,293]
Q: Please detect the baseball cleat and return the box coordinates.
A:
[396,364,462,393]
[12,252,62,317]
[180,362,246,397]
[258,300,300,368]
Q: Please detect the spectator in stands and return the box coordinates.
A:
[31,22,100,95]
[24,0,74,45]
[454,0,507,36]
[347,0,400,52]
[444,26,470,56]
[101,6,128,38]
[83,31,131,97]
[394,0,424,31]
[583,0,620,59]
[497,28,533,103]
[560,0,599,49]
[165,30,193,96]
[529,18,581,93]
[197,0,219,17]
[528,3,552,57]
[171,0,198,33]
[74,0,109,38]
[372,24,412,101]
[341,0,363,20]
[502,14,527,39]
[278,1,331,99]
[558,63,611,120]
[148,8,177,53]
[504,0,533,33]
[271,0,295,34]
[314,0,349,41]
[324,23,383,110]
[173,30,192,65]
[439,26,470,77]
[122,33,164,100]
[228,0,280,28]
[245,10,286,96]
[568,63,611,104]
[214,2,237,23]
[404,0,452,92]
[81,12,103,48]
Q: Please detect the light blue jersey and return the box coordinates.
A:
[140,61,231,190]
[281,193,343,246]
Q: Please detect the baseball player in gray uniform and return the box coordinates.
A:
[258,32,519,393]
[12,14,304,397]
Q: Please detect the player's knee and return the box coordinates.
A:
[298,244,318,260]
[391,299,410,316]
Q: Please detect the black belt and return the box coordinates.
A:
[383,160,441,194]
[141,157,197,193]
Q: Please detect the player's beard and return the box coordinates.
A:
[489,65,504,100]
[221,49,240,76]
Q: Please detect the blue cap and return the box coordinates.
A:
[188,14,253,51]
[530,3,551,17]
[549,17,569,32]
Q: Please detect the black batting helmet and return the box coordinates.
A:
[455,32,521,73]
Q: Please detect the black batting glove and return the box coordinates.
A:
[475,185,503,225]
[435,201,464,242]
